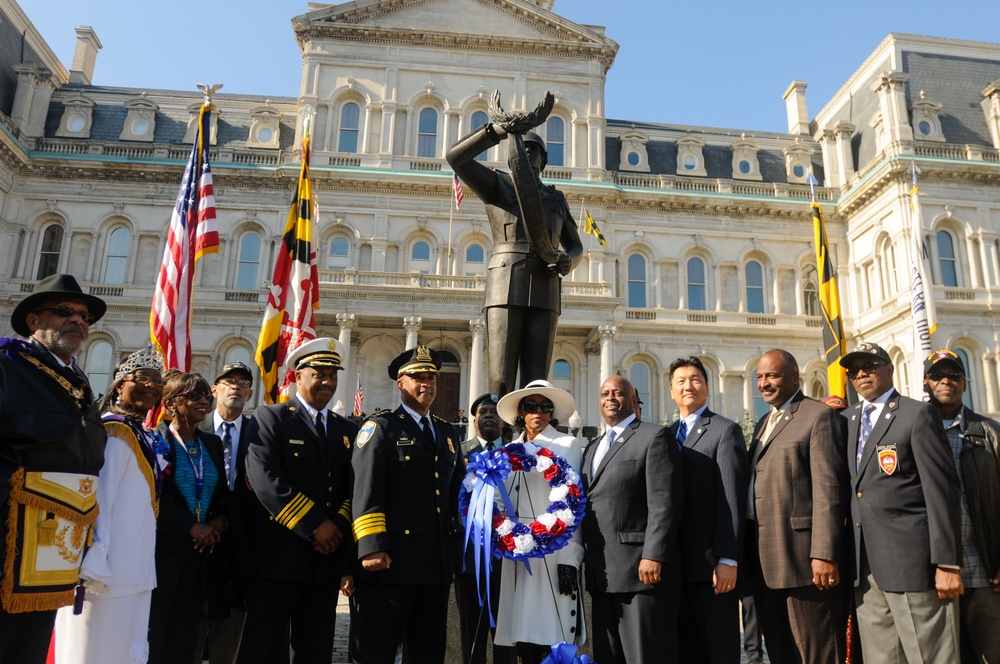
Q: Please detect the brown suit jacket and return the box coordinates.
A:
[748,391,849,589]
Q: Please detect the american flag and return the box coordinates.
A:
[255,132,319,404]
[453,173,464,209]
[150,104,219,370]
[353,372,364,416]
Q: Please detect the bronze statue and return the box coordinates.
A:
[447,92,583,397]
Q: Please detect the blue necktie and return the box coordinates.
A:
[676,420,687,449]
[221,422,234,490]
[856,404,876,471]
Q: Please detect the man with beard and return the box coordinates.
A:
[195,361,254,663]
[237,338,356,664]
[351,346,463,664]
[0,274,108,663]
[922,349,1000,664]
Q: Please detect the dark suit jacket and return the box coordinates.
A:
[844,390,961,592]
[748,392,849,589]
[242,400,357,583]
[673,409,749,583]
[581,418,683,593]
[198,413,252,491]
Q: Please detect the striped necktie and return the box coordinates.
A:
[856,404,876,471]
[676,420,687,449]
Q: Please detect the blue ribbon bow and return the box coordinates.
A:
[540,642,593,664]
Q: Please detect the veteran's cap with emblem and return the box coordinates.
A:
[215,361,254,385]
[286,337,346,371]
[839,341,892,368]
[923,349,965,376]
[387,346,441,379]
[470,392,499,417]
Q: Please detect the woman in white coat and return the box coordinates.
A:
[493,379,585,663]
[55,346,164,664]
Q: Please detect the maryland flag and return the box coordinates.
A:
[812,202,848,397]
[255,133,320,404]
[583,209,608,247]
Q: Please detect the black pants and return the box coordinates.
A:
[236,576,338,664]
[353,580,450,664]
[0,606,55,664]
[453,571,515,664]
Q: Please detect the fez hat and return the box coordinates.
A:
[11,273,107,337]
[215,361,254,385]
[285,338,346,371]
[923,349,965,376]
[497,379,576,424]
[388,346,441,379]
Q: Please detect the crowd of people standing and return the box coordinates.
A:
[0,273,997,664]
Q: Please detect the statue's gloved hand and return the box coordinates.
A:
[557,564,578,595]
[548,251,572,276]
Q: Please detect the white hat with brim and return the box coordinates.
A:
[496,379,576,424]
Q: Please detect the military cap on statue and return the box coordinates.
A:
[285,337,346,371]
[387,346,441,379]
[214,360,254,384]
[10,273,107,337]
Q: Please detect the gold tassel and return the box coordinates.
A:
[38,514,57,546]
[87,525,94,547]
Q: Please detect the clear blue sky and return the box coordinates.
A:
[22,0,997,133]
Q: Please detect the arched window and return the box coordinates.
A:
[627,254,647,308]
[745,260,765,313]
[802,267,820,317]
[937,230,958,287]
[751,369,768,419]
[952,348,974,409]
[464,243,485,276]
[472,111,490,161]
[630,363,651,412]
[552,359,571,380]
[236,232,261,290]
[328,236,351,270]
[417,108,438,158]
[104,227,130,284]
[877,235,897,298]
[225,344,252,368]
[546,117,565,167]
[86,340,113,398]
[338,102,360,153]
[410,240,432,273]
[37,224,64,279]
[687,257,707,311]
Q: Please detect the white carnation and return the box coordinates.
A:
[513,533,536,554]
[496,519,515,537]
[549,484,569,502]
[553,509,575,526]
[536,456,553,471]
[536,513,558,529]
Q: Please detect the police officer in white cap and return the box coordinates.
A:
[237,338,357,664]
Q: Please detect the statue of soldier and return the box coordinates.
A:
[446,92,583,397]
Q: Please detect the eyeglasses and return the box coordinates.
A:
[520,400,555,414]
[126,373,165,387]
[178,389,211,402]
[218,378,252,388]
[847,362,886,380]
[33,306,98,324]
[927,370,964,382]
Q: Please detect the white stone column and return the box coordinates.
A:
[337,313,356,375]
[403,316,422,349]
[362,104,374,154]
[834,122,857,185]
[126,231,141,283]
[982,354,998,414]
[220,236,232,287]
[468,318,485,409]
[598,325,616,386]
[379,102,397,155]
[967,236,982,288]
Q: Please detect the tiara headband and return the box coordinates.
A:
[114,343,165,382]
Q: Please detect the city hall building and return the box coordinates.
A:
[1,0,999,428]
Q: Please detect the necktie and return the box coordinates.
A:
[485,440,495,452]
[676,420,688,449]
[592,429,616,475]
[316,412,327,441]
[420,416,434,448]
[763,409,782,444]
[856,404,876,471]
[221,422,234,490]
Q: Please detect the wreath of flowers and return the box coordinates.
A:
[459,441,586,561]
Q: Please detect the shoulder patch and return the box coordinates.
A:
[357,421,377,448]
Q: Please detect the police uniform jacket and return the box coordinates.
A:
[242,398,357,583]
[0,337,107,570]
[352,406,463,585]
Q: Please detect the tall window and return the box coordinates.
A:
[546,117,565,167]
[627,254,647,308]
[338,102,360,153]
[630,363,651,412]
[411,241,431,273]
[86,340,113,398]
[877,235,897,298]
[937,230,958,287]
[953,348,974,409]
[236,232,261,290]
[417,108,438,158]
[746,260,765,313]
[472,111,490,161]
[465,243,485,276]
[687,257,707,311]
[37,224,64,279]
[751,369,768,419]
[329,236,350,270]
[802,267,820,317]
[552,359,571,380]
[104,227,130,284]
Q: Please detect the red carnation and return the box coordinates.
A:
[549,519,567,536]
[492,513,505,529]
[536,448,555,459]
[501,533,516,551]
[510,457,524,471]
[543,465,559,481]
[530,522,548,536]
[567,484,580,497]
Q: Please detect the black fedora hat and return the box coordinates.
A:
[11,274,107,337]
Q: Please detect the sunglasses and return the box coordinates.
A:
[178,389,212,402]
[847,362,886,380]
[126,373,165,387]
[33,306,98,324]
[927,370,964,382]
[520,399,555,414]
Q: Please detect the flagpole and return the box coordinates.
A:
[447,182,454,277]
[907,160,936,396]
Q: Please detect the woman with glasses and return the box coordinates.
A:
[494,379,586,662]
[148,372,232,664]
[54,346,165,664]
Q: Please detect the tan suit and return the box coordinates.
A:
[746,391,850,664]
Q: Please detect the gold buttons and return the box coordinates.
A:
[294,452,299,457]
[405,455,411,461]
[436,507,441,513]
[328,487,333,493]
[856,492,862,498]
[326,502,331,508]
[404,529,410,535]
[434,472,439,478]
[435,489,440,495]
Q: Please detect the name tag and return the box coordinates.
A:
[289,439,305,445]
[396,438,414,447]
